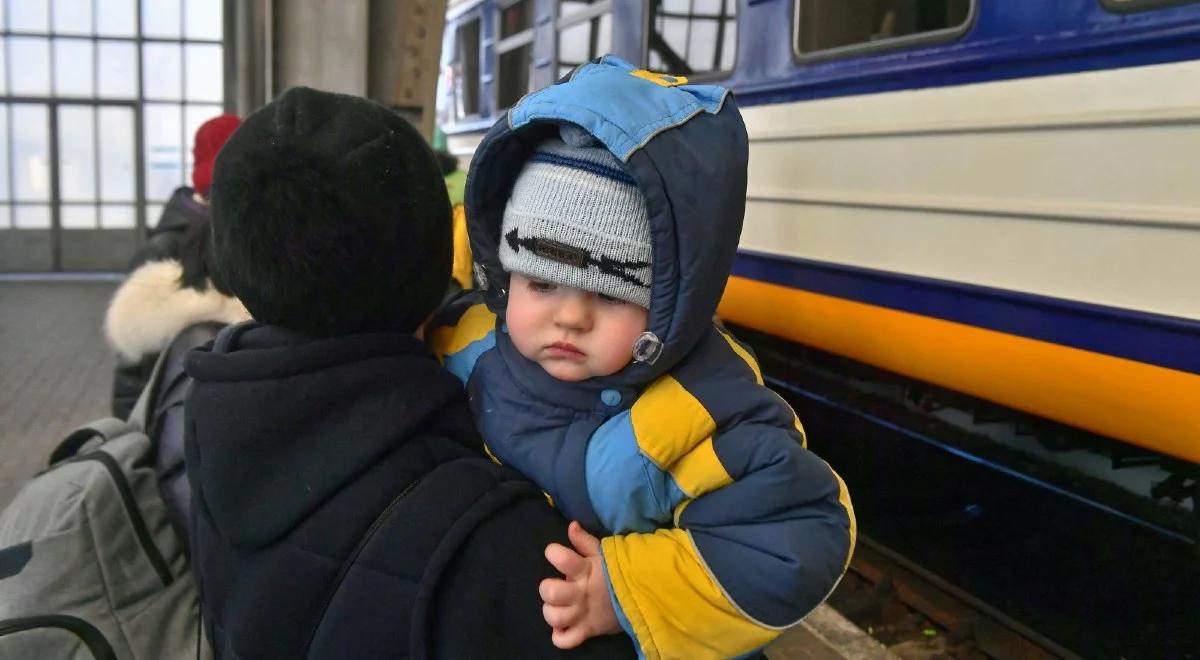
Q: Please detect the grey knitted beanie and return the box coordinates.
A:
[499,124,651,308]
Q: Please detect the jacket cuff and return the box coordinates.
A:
[602,554,642,659]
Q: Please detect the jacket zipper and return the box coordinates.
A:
[0,614,118,660]
[71,451,174,587]
[300,476,424,657]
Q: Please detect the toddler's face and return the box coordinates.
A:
[506,273,649,382]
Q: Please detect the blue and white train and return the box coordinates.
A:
[437,0,1200,470]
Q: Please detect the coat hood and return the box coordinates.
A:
[185,323,473,548]
[464,56,748,386]
[153,186,208,234]
[104,259,250,363]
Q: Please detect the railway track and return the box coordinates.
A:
[840,536,1076,659]
[730,325,1200,659]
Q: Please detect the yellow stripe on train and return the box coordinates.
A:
[718,276,1200,465]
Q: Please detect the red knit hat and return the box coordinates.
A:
[192,114,242,196]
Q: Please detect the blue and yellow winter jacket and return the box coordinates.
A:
[431,56,855,660]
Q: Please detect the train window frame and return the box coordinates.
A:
[496,0,536,111]
[791,0,977,64]
[642,0,739,83]
[556,0,615,79]
[446,12,484,123]
[1099,0,1200,13]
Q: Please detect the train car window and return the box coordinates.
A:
[451,18,481,119]
[501,0,534,38]
[795,0,971,57]
[498,0,535,109]
[498,45,533,108]
[557,0,613,78]
[646,0,738,77]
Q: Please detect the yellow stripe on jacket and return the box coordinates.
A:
[630,376,732,498]
[430,303,496,360]
[602,529,780,660]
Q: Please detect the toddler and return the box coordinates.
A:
[433,57,855,660]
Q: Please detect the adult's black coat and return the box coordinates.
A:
[129,186,210,270]
[184,323,634,659]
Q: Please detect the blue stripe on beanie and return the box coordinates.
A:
[527,152,638,186]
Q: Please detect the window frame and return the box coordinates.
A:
[494,0,535,111]
[447,12,484,122]
[555,0,614,79]
[641,0,739,83]
[0,0,224,272]
[791,0,977,65]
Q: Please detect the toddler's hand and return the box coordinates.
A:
[540,521,621,648]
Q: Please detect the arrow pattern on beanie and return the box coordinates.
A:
[499,124,652,309]
[504,228,651,288]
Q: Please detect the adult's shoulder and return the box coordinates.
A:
[421,466,638,659]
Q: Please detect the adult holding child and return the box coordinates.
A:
[184,87,635,659]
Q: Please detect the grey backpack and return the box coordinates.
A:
[0,356,209,659]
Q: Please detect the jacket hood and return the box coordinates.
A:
[465,56,748,386]
[154,186,208,233]
[104,259,250,363]
[185,323,470,548]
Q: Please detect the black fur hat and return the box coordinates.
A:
[209,86,451,336]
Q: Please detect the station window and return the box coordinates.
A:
[646,0,738,77]
[451,18,481,119]
[557,0,613,78]
[497,0,534,110]
[794,0,971,57]
[0,0,223,272]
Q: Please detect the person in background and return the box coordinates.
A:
[104,219,250,419]
[106,114,244,419]
[105,218,248,543]
[128,114,241,270]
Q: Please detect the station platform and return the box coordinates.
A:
[0,277,120,508]
[769,605,895,660]
[0,276,893,660]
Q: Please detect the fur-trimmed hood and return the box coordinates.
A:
[105,260,251,363]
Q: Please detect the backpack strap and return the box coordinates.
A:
[46,347,168,467]
[46,417,138,466]
[128,342,170,433]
